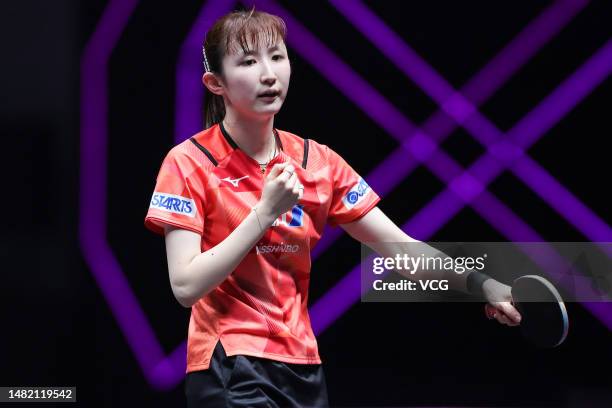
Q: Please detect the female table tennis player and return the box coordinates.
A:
[144,8,521,407]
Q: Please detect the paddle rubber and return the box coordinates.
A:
[485,275,569,348]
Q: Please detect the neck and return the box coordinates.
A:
[222,110,276,162]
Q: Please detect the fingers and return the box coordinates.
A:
[496,313,516,326]
[488,302,521,326]
[276,164,295,183]
[497,302,521,324]
[294,182,304,199]
[292,178,304,199]
[285,171,298,189]
[267,162,290,179]
[488,309,511,326]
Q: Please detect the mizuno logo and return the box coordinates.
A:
[221,175,249,187]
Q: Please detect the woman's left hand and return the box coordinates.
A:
[482,279,522,327]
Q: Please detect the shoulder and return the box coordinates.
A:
[168,126,223,165]
[158,128,219,178]
[275,129,334,169]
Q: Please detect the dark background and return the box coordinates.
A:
[2,0,611,407]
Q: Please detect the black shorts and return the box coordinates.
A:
[185,340,329,407]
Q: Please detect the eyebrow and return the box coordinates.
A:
[241,45,281,56]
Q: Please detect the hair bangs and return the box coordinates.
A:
[223,10,287,55]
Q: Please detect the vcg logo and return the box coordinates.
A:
[272,204,304,227]
[150,192,196,217]
[342,178,371,210]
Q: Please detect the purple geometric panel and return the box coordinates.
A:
[330,0,611,243]
[311,37,612,330]
[312,0,589,258]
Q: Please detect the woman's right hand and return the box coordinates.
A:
[257,162,302,222]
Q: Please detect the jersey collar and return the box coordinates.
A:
[219,121,284,152]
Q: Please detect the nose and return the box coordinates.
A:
[260,59,276,85]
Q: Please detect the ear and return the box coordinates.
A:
[202,72,224,96]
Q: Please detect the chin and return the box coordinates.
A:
[255,102,284,116]
[256,111,280,121]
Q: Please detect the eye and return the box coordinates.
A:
[241,59,256,66]
[272,54,284,61]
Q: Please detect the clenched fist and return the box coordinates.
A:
[257,162,303,221]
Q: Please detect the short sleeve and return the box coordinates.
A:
[144,149,206,236]
[325,145,381,227]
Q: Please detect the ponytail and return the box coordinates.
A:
[203,92,225,129]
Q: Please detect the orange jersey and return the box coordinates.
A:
[145,123,380,373]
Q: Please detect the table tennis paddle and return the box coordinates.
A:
[485,275,569,348]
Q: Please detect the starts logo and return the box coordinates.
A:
[149,192,196,217]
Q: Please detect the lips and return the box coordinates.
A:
[258,90,280,97]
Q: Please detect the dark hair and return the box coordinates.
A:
[202,8,287,128]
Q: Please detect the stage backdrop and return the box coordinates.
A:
[1,1,611,406]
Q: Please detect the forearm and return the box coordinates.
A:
[175,206,275,306]
[342,207,495,297]
[367,241,473,292]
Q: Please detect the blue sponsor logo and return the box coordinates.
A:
[346,191,359,205]
[342,178,371,209]
[150,192,196,217]
[356,178,369,195]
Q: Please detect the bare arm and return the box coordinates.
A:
[340,206,521,325]
[164,162,302,308]
[164,208,273,308]
[340,206,469,292]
